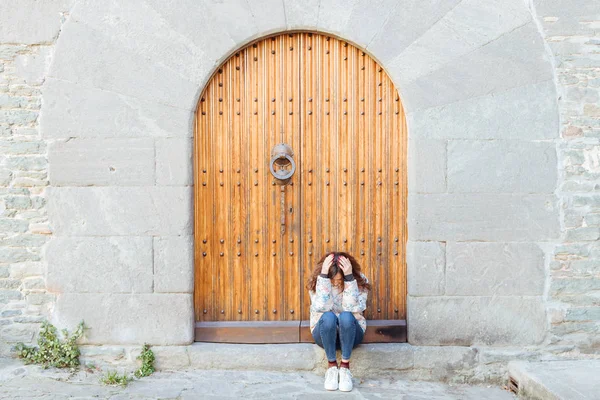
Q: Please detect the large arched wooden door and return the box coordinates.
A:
[194,32,407,343]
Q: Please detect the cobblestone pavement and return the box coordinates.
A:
[0,358,516,399]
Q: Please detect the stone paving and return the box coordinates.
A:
[0,358,516,400]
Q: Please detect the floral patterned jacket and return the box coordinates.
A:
[309,274,369,333]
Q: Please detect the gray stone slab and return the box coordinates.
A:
[413,346,477,370]
[197,0,258,44]
[408,296,547,345]
[46,236,153,293]
[156,138,193,185]
[153,236,194,293]
[71,0,213,85]
[247,0,286,35]
[367,0,461,65]
[41,78,193,139]
[340,0,402,48]
[408,139,447,193]
[508,360,600,400]
[447,140,557,193]
[388,0,531,86]
[49,19,199,110]
[0,0,75,44]
[47,187,192,236]
[399,22,553,112]
[407,241,446,296]
[143,0,236,67]
[316,0,356,35]
[284,0,320,29]
[408,194,560,241]
[407,80,559,140]
[53,293,194,345]
[48,138,155,186]
[445,243,546,296]
[188,343,321,372]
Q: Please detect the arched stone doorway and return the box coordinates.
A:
[43,0,558,347]
[194,32,408,343]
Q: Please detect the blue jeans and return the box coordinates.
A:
[312,311,364,361]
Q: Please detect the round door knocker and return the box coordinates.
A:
[269,143,296,185]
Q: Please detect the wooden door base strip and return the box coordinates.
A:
[195,320,407,343]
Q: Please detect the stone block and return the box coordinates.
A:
[49,138,155,186]
[407,241,445,296]
[0,0,75,44]
[408,139,446,193]
[46,236,153,293]
[408,296,547,345]
[79,345,127,366]
[14,47,52,85]
[413,346,477,370]
[73,0,220,84]
[340,0,401,48]
[53,293,194,345]
[246,0,286,34]
[154,236,194,293]
[447,141,557,193]
[143,0,236,67]
[351,343,414,373]
[551,278,600,296]
[49,19,198,110]
[367,0,461,65]
[316,0,355,35]
[41,78,194,138]
[1,324,36,343]
[408,194,560,241]
[284,0,319,29]
[156,138,193,186]
[399,22,552,111]
[565,227,600,241]
[151,345,191,370]
[47,187,192,236]
[388,0,531,86]
[446,243,545,296]
[0,247,40,263]
[189,343,320,371]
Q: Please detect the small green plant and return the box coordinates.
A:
[134,343,155,378]
[15,321,85,369]
[101,370,131,387]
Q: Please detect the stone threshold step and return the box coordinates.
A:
[78,342,576,384]
[508,360,600,400]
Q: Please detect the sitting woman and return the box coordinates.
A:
[306,252,371,392]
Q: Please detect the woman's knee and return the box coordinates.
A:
[320,312,337,330]
[338,311,356,328]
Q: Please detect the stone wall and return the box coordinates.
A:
[0,0,75,355]
[532,0,600,352]
[0,0,598,367]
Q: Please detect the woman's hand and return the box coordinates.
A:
[339,256,352,275]
[321,254,334,275]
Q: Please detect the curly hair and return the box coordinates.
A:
[306,251,371,292]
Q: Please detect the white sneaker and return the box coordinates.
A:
[338,367,353,392]
[324,366,339,391]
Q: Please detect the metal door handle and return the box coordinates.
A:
[269,143,295,183]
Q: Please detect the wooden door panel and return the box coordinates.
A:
[195,35,303,322]
[195,32,407,337]
[298,33,407,321]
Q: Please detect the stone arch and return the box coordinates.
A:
[42,0,559,346]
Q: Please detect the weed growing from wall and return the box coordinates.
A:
[134,344,155,378]
[15,321,85,369]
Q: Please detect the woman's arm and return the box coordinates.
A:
[309,275,334,312]
[342,278,368,313]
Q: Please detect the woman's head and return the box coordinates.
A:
[306,251,371,292]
